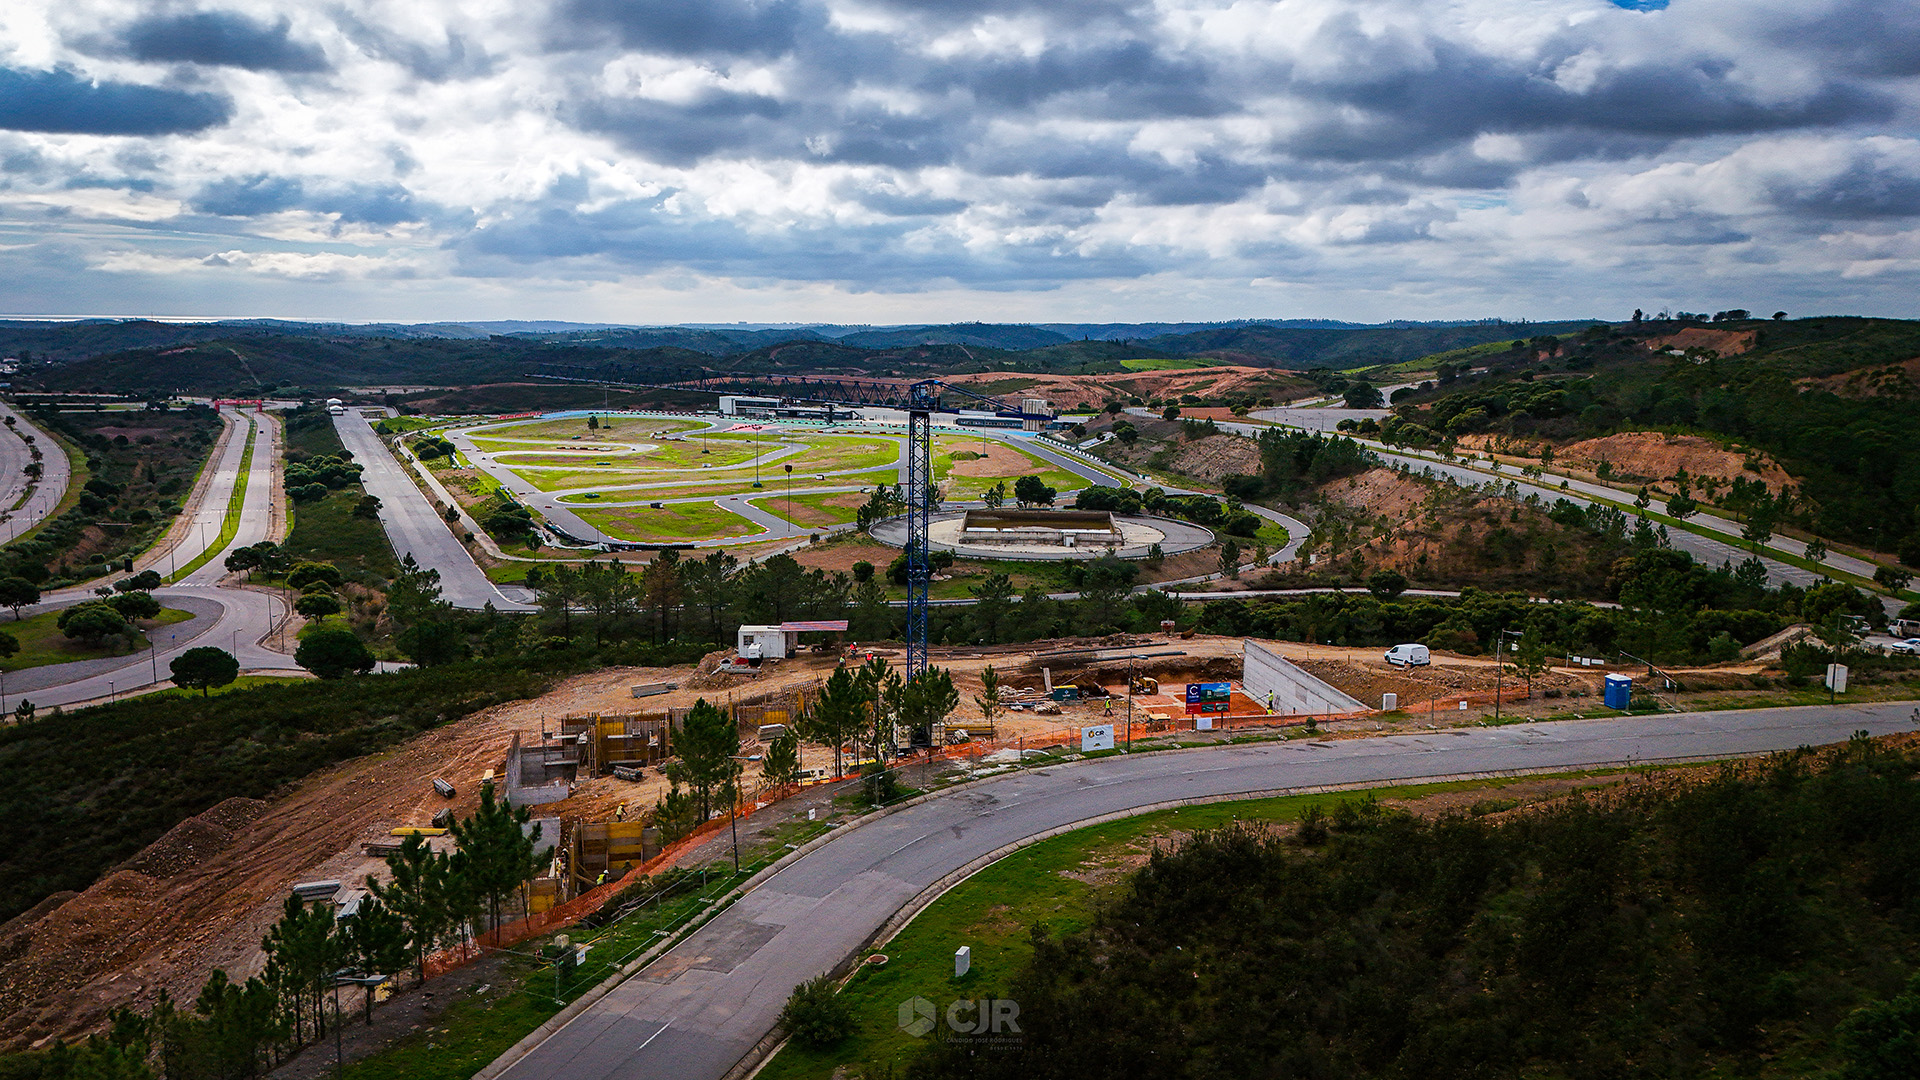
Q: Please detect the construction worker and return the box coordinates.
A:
[1267,690,1276,714]
[1103,696,1114,717]
[596,870,608,887]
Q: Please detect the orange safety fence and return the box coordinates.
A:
[420,773,854,977]
[422,688,1555,979]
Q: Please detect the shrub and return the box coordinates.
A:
[779,975,854,1049]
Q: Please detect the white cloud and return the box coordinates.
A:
[0,0,1911,320]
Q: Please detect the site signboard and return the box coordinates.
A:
[1186,681,1231,715]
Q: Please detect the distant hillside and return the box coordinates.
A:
[1383,316,1920,554]
[1145,321,1601,369]
[833,324,1073,350]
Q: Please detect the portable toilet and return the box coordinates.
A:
[1603,674,1633,710]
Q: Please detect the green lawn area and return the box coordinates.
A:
[750,490,865,527]
[169,419,255,583]
[493,416,702,440]
[0,605,194,672]
[756,772,1636,1080]
[283,485,399,580]
[931,436,1088,500]
[371,416,447,436]
[573,502,764,543]
[788,435,899,473]
[555,480,767,504]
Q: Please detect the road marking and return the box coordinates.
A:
[636,1020,672,1051]
[881,832,932,858]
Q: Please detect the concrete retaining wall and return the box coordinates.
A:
[1241,639,1366,715]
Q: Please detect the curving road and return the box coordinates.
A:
[2,407,306,708]
[0,402,69,544]
[490,700,1920,1080]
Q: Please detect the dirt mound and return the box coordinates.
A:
[1643,328,1757,357]
[1796,356,1920,399]
[1299,658,1593,707]
[117,799,269,879]
[1322,468,1427,522]
[1559,432,1798,491]
[0,871,168,1046]
[944,440,1032,477]
[1158,434,1260,483]
[945,367,1307,411]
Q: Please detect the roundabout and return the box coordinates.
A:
[869,507,1214,560]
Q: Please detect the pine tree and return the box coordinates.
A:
[450,781,543,939]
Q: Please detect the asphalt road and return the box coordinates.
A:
[492,700,1920,1080]
[5,410,308,708]
[0,402,67,544]
[335,409,531,611]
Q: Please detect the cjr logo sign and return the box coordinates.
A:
[898,997,938,1038]
[898,997,1021,1038]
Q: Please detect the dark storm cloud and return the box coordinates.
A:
[332,10,494,81]
[1766,158,1920,220]
[457,191,1157,286]
[1276,33,1891,164]
[1764,2,1920,77]
[194,174,305,216]
[561,0,811,58]
[0,68,231,135]
[193,175,431,224]
[114,12,331,73]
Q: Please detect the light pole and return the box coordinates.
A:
[752,429,762,488]
[1494,628,1522,724]
[784,464,793,532]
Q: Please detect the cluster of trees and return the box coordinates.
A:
[1193,549,1884,665]
[1073,485,1264,538]
[409,435,457,459]
[8,783,543,1079]
[3,407,218,587]
[54,591,163,647]
[526,552,847,648]
[795,658,957,783]
[283,452,362,504]
[910,739,1920,1080]
[650,668,958,844]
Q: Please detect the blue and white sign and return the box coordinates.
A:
[1080,724,1115,752]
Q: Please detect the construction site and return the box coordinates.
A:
[0,630,1779,1051]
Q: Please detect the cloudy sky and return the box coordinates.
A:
[0,0,1916,324]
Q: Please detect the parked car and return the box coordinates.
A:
[1384,643,1431,667]
[1890,640,1920,656]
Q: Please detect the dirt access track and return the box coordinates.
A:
[0,633,1715,1049]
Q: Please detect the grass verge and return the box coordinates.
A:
[755,770,1646,1079]
[168,418,254,583]
[0,607,193,671]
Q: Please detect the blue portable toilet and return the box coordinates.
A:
[1603,674,1633,710]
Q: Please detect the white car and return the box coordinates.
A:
[1888,640,1920,656]
[1384,643,1431,667]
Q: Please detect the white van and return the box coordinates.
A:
[1384,643,1431,667]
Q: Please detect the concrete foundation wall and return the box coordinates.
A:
[1242,639,1366,715]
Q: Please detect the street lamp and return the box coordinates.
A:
[784,464,793,531]
[1493,628,1523,724]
